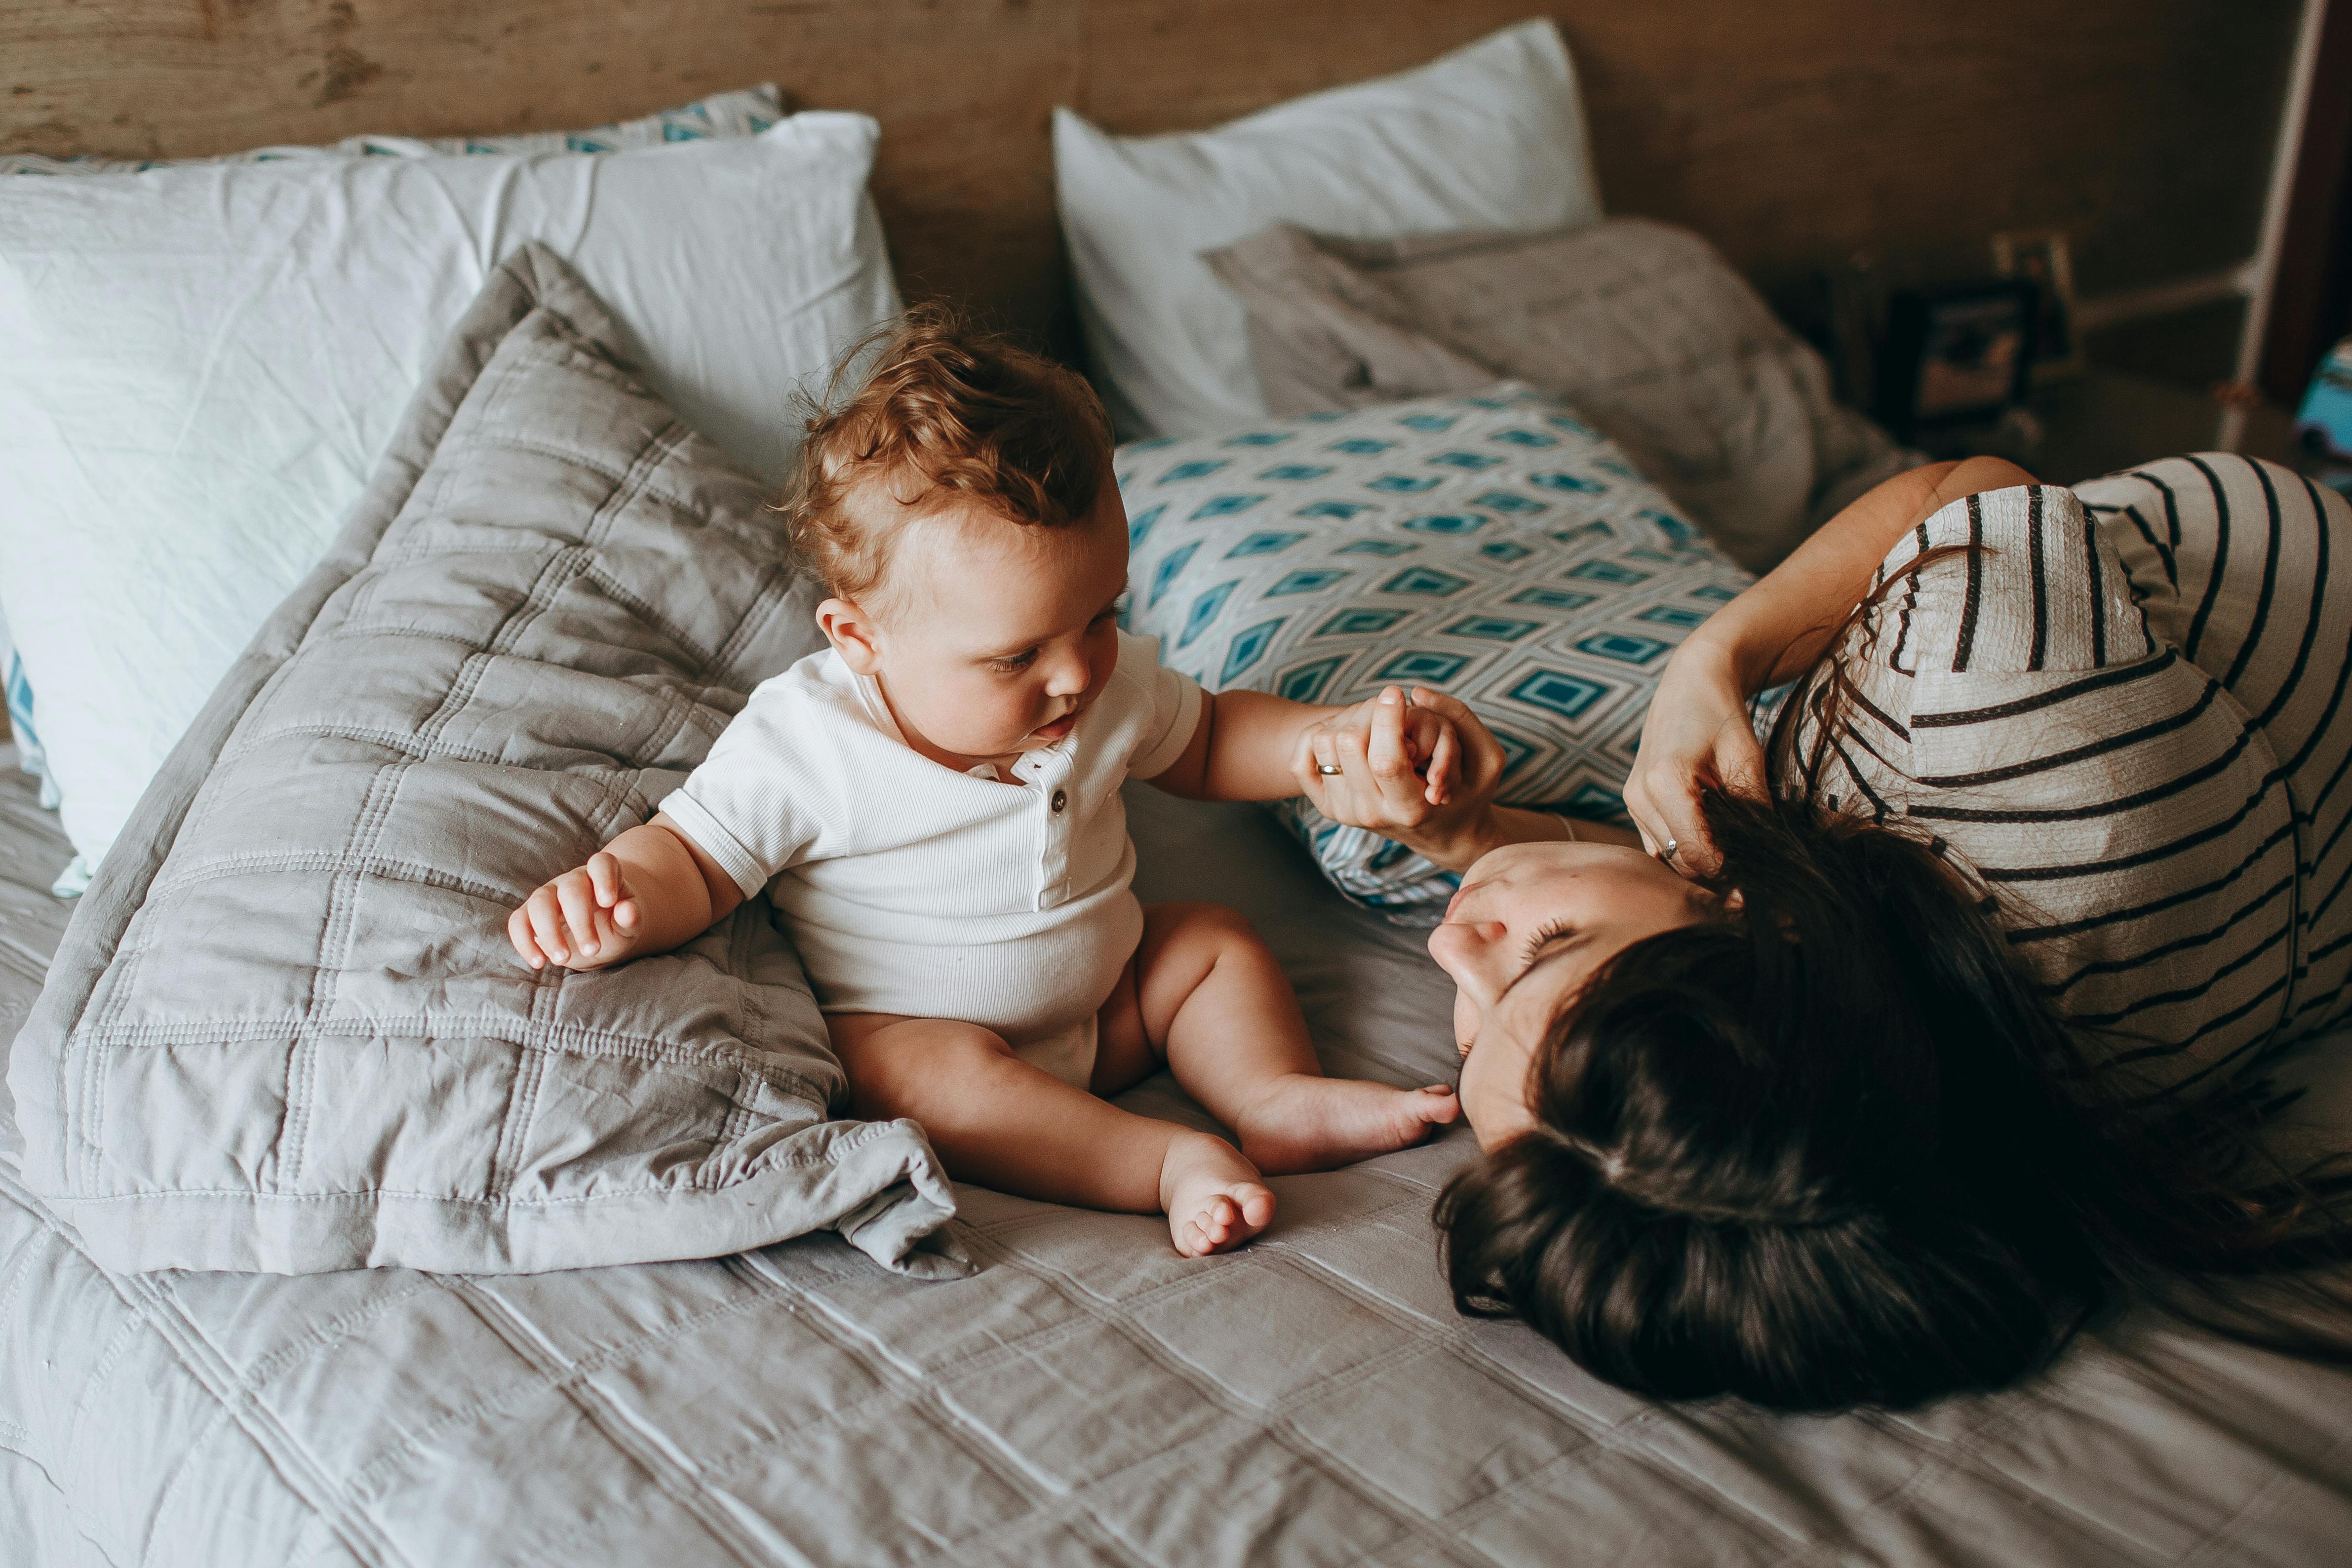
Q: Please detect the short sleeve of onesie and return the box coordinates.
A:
[1115,629,1206,781]
[657,670,823,899]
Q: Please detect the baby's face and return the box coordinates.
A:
[841,482,1132,767]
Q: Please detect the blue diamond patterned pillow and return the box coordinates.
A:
[1118,384,1761,921]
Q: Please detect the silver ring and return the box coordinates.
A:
[1659,838,1679,861]
[1316,763,1343,776]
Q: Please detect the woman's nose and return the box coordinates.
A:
[1427,919,1509,1001]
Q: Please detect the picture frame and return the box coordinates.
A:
[1875,279,2039,438]
[1992,228,2088,382]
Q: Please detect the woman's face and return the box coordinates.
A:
[1428,840,1721,1148]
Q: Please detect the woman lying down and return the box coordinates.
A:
[509,312,2352,1410]
[1306,447,2352,1410]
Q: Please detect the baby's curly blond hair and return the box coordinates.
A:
[783,305,1114,604]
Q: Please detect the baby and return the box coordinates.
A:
[509,315,1461,1255]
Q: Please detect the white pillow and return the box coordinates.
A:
[0,115,899,874]
[1053,18,1602,440]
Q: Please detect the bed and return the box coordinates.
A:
[2,739,2350,1566]
[5,7,2351,1567]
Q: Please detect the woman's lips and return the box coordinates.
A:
[1444,878,1484,922]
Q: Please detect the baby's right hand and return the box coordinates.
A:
[509,851,643,971]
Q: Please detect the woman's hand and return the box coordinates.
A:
[1615,457,2037,875]
[1294,687,1508,869]
[1621,639,1769,876]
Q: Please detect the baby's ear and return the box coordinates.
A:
[816,596,885,674]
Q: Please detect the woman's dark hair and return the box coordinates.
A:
[1434,789,2352,1411]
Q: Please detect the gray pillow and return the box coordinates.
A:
[6,244,966,1279]
[1202,219,1915,572]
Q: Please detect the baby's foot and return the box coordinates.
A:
[1159,1130,1276,1257]
[1235,1075,1460,1176]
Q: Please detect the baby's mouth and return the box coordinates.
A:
[1028,710,1078,741]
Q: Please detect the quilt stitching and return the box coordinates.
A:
[572,559,728,673]
[465,430,769,533]
[60,1312,147,1480]
[957,1231,1498,1568]
[276,758,407,1189]
[1955,1339,2352,1565]
[1253,1239,1847,1552]
[134,1398,244,1568]
[77,1013,827,1088]
[501,1287,983,1563]
[1249,1244,1816,1554]
[34,1113,916,1206]
[0,1185,407,1568]
[230,1283,448,1392]
[464,424,689,1201]
[2178,1413,2352,1567]
[422,1278,784,1568]
[142,851,529,911]
[486,993,553,1205]
[538,1269,1141,1568]
[335,1276,770,1506]
[726,1251,1166,1568]
[705,565,803,692]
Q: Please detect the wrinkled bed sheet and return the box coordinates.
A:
[4,768,2352,1565]
[0,745,72,1117]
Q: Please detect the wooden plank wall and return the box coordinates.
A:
[1,1,2304,359]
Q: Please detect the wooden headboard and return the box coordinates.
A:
[2,1,2302,360]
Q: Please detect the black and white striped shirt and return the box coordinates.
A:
[1773,456,2350,1086]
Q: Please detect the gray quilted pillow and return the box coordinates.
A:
[6,245,966,1278]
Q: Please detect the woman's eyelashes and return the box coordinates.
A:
[1517,919,1570,966]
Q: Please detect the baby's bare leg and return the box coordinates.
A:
[830,1012,1272,1257]
[1123,902,1458,1176]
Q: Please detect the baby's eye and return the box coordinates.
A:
[990,650,1039,673]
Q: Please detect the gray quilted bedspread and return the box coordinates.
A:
[4,782,2352,1565]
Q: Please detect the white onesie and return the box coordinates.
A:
[659,629,1205,1089]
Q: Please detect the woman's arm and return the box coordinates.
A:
[1620,457,2035,869]
[1676,457,2033,693]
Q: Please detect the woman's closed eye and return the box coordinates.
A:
[1517,919,1571,967]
